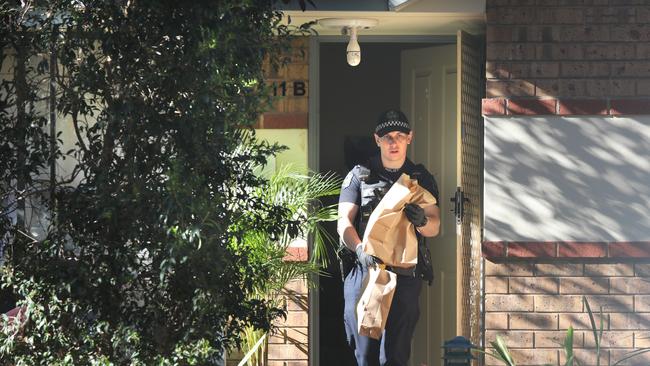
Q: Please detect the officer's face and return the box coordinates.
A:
[374,131,412,162]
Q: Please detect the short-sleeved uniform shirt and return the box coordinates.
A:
[339,155,440,209]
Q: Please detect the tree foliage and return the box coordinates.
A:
[0,1,317,364]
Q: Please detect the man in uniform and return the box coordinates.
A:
[337,109,440,366]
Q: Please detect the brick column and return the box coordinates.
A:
[483,2,650,365]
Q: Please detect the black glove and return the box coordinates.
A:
[355,244,380,267]
[404,203,427,228]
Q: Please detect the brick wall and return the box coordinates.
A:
[485,261,650,366]
[483,1,650,365]
[226,277,309,366]
[267,278,309,366]
[484,0,650,116]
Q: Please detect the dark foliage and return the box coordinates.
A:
[0,1,311,364]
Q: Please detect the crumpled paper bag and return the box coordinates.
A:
[356,266,397,340]
[362,173,437,268]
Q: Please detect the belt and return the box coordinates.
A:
[380,263,416,277]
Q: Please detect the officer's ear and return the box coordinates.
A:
[374,133,381,145]
[407,131,413,144]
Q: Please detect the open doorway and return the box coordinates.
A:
[316,40,460,365]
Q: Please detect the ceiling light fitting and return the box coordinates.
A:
[318,18,378,67]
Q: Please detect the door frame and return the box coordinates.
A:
[308,34,459,366]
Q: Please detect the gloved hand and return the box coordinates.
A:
[404,203,428,228]
[355,244,381,267]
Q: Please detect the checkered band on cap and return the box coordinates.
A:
[375,109,411,136]
[375,120,410,133]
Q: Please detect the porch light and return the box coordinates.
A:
[317,18,378,67]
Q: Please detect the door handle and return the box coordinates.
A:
[450,187,470,226]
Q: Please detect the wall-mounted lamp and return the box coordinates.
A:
[317,18,378,67]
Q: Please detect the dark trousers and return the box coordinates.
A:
[343,263,422,366]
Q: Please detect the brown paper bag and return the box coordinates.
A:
[356,267,397,340]
[362,173,437,268]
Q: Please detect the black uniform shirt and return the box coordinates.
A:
[339,155,440,207]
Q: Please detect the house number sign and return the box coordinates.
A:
[272,81,307,97]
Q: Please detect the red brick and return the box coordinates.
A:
[559,79,587,97]
[486,294,534,312]
[584,79,612,97]
[486,312,508,330]
[609,243,650,258]
[635,263,650,277]
[611,349,650,366]
[610,24,650,42]
[487,7,536,24]
[485,330,534,348]
[486,61,510,79]
[510,314,558,330]
[540,44,584,60]
[558,99,609,115]
[535,79,560,97]
[481,99,507,116]
[584,43,636,60]
[635,331,650,347]
[486,261,535,276]
[537,8,585,24]
[531,62,560,78]
[557,25,610,42]
[561,62,610,78]
[286,294,308,311]
[638,6,650,23]
[611,61,650,77]
[262,113,308,129]
[507,98,557,115]
[284,247,308,262]
[267,344,308,360]
[560,313,609,330]
[486,276,509,294]
[637,79,650,96]
[509,62,531,78]
[487,26,515,42]
[269,328,309,344]
[564,349,610,366]
[535,295,583,312]
[610,99,650,114]
[284,278,307,293]
[509,277,559,294]
[535,330,585,347]
[507,242,557,257]
[584,263,634,276]
[274,312,308,327]
[509,349,558,365]
[584,295,634,312]
[586,6,635,24]
[558,242,607,257]
[487,43,536,61]
[611,79,637,97]
[559,277,609,294]
[584,330,634,348]
[535,263,583,276]
[637,43,650,59]
[611,278,650,294]
[487,79,535,97]
[610,313,650,330]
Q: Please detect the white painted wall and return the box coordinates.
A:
[484,116,650,242]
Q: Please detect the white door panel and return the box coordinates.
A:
[401,44,457,366]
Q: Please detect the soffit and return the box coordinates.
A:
[283,10,486,36]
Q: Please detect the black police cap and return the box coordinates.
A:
[375,109,411,137]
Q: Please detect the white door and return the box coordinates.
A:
[401,44,458,366]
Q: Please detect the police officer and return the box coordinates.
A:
[337,109,440,366]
